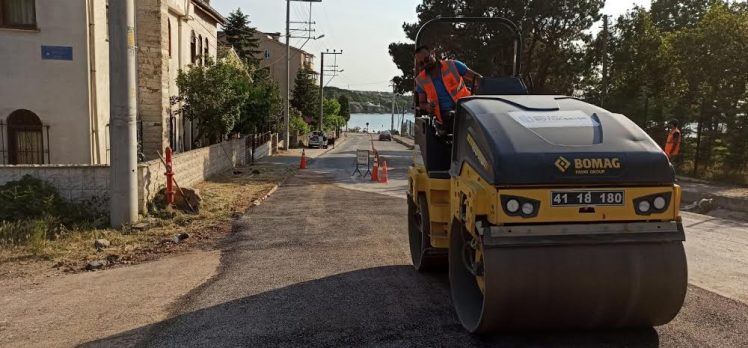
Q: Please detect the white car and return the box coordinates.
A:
[308,131,328,149]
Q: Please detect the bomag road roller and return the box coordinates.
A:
[407,17,687,333]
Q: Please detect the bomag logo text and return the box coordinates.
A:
[573,158,621,175]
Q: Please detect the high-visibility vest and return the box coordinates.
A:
[664,127,681,158]
[415,60,472,122]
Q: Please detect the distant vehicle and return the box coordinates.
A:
[379,131,392,141]
[308,131,328,149]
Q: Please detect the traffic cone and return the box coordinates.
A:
[380,160,389,184]
[299,149,307,169]
[371,155,379,182]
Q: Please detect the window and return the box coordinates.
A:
[167,19,172,57]
[204,38,208,60]
[6,109,45,164]
[0,0,36,29]
[190,31,196,63]
[197,34,203,65]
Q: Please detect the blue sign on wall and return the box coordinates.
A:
[41,46,73,61]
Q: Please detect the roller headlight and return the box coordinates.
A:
[634,192,672,215]
[500,195,540,218]
[638,200,651,213]
[653,196,667,210]
[521,202,534,215]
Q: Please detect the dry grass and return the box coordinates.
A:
[0,163,296,278]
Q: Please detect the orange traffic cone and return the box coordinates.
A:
[371,155,379,182]
[380,160,389,184]
[299,149,307,169]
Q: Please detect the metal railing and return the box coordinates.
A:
[401,120,415,138]
[246,131,273,164]
[0,121,51,165]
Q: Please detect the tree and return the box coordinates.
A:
[176,57,248,146]
[236,78,282,134]
[291,65,320,127]
[337,95,351,122]
[222,9,262,67]
[389,0,604,94]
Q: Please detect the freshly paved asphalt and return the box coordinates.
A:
[84,133,748,347]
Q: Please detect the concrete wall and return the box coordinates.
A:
[0,0,97,164]
[0,134,275,216]
[0,165,109,202]
[137,135,273,213]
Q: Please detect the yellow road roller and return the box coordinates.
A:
[407,17,687,333]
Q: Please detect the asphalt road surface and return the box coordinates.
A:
[85,133,748,347]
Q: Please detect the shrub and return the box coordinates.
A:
[0,175,107,246]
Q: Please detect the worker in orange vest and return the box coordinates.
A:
[415,45,482,126]
[664,119,682,161]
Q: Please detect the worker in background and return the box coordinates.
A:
[415,45,482,125]
[664,119,682,161]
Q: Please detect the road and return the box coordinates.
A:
[85,133,748,347]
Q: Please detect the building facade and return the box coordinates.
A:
[0,0,224,165]
[140,0,225,159]
[255,32,315,111]
[0,0,109,164]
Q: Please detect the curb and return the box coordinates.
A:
[680,188,748,214]
[393,136,415,150]
[251,184,279,207]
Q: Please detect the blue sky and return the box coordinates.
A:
[212,0,649,92]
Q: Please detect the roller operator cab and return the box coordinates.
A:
[407,17,687,334]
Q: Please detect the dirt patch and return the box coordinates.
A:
[0,163,296,280]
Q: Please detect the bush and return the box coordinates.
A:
[0,175,108,246]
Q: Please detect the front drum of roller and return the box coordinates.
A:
[449,226,688,333]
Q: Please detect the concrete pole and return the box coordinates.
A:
[319,51,325,132]
[285,0,291,149]
[109,0,138,227]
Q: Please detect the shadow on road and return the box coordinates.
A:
[81,266,659,347]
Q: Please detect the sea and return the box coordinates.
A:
[346,113,416,133]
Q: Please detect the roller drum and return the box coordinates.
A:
[449,228,688,333]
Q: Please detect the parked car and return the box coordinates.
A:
[379,131,392,141]
[308,131,329,149]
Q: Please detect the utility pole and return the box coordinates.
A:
[601,14,609,107]
[390,82,396,132]
[319,49,343,131]
[285,0,322,149]
[109,0,138,227]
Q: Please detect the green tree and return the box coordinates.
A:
[176,57,248,145]
[289,107,310,135]
[389,0,604,94]
[222,9,262,67]
[337,95,351,122]
[236,78,282,134]
[291,65,320,126]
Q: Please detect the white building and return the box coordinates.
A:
[0,0,108,164]
[0,0,225,165]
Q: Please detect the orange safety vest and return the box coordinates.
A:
[664,127,681,158]
[415,60,472,122]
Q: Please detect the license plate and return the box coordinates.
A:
[551,190,625,207]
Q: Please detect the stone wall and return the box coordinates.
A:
[136,0,169,161]
[0,165,110,203]
[0,135,275,215]
[137,135,274,213]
